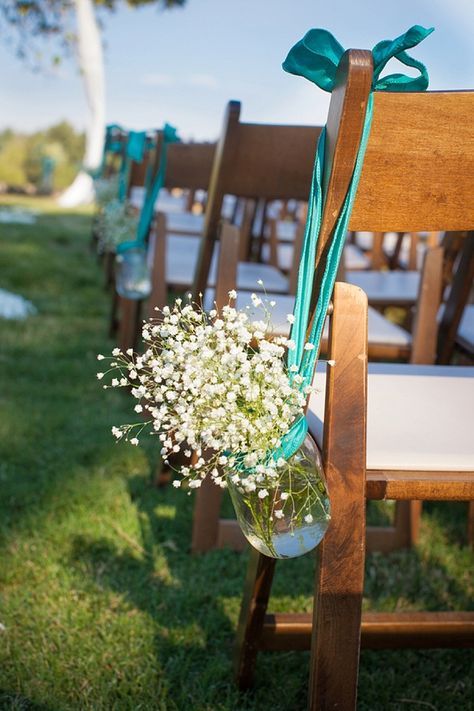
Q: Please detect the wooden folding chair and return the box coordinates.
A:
[191,102,321,298]
[114,140,216,352]
[234,47,474,708]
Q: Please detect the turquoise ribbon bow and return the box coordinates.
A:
[118,130,150,203]
[117,123,180,254]
[274,25,434,461]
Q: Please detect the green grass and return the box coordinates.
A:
[0,197,473,710]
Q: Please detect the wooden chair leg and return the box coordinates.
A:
[468,501,474,547]
[394,501,422,547]
[117,297,141,353]
[308,283,368,710]
[104,250,115,290]
[234,549,276,690]
[109,290,119,338]
[191,476,225,553]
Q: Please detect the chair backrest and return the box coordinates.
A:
[305,49,474,330]
[193,101,322,295]
[164,141,216,192]
[350,92,474,232]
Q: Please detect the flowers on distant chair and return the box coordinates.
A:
[94,176,120,208]
[97,199,139,252]
[98,292,330,558]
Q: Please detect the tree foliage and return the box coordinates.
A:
[0,0,186,68]
[0,121,85,190]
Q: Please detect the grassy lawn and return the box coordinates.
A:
[0,197,472,710]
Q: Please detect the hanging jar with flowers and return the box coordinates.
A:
[98,292,330,559]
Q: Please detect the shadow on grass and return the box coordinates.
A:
[0,691,54,711]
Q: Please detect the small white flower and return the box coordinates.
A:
[228,289,237,299]
[112,348,121,356]
[258,489,269,499]
[97,354,105,361]
[134,404,143,413]
[172,480,181,488]
[257,279,264,286]
[96,372,104,380]
[287,314,295,324]
[280,492,289,501]
[274,509,284,519]
[126,348,134,356]
[130,437,139,446]
[304,514,314,524]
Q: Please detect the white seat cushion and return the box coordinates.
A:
[261,243,294,271]
[347,270,420,306]
[354,232,400,252]
[344,244,371,270]
[166,212,204,234]
[457,304,474,353]
[261,242,370,273]
[308,363,474,472]
[203,289,411,350]
[166,235,288,293]
[129,187,190,213]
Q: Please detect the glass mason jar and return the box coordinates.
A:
[227,433,330,559]
[115,247,152,300]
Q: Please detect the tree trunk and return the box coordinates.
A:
[58,0,105,207]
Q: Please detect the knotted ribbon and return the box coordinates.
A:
[272,25,434,463]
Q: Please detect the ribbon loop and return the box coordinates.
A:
[283,25,433,94]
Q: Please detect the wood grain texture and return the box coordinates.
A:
[350,91,474,231]
[309,282,368,711]
[192,100,322,296]
[260,612,474,650]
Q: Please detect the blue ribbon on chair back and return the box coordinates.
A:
[117,123,180,254]
[117,130,149,203]
[271,25,434,462]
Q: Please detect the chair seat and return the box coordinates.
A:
[203,290,411,351]
[308,363,474,472]
[166,212,204,235]
[129,187,190,213]
[347,270,420,306]
[345,244,371,270]
[354,232,400,253]
[166,235,289,293]
[261,242,370,272]
[457,304,474,354]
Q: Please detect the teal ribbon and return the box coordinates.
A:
[94,124,125,180]
[117,123,180,254]
[118,130,149,203]
[274,25,434,462]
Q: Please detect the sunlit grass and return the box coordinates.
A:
[0,197,472,710]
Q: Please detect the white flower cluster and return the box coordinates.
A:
[98,199,139,252]
[94,176,119,208]
[98,294,314,493]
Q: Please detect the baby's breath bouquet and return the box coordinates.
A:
[98,199,140,253]
[98,293,330,558]
[94,175,120,208]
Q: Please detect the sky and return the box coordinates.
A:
[0,0,473,141]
